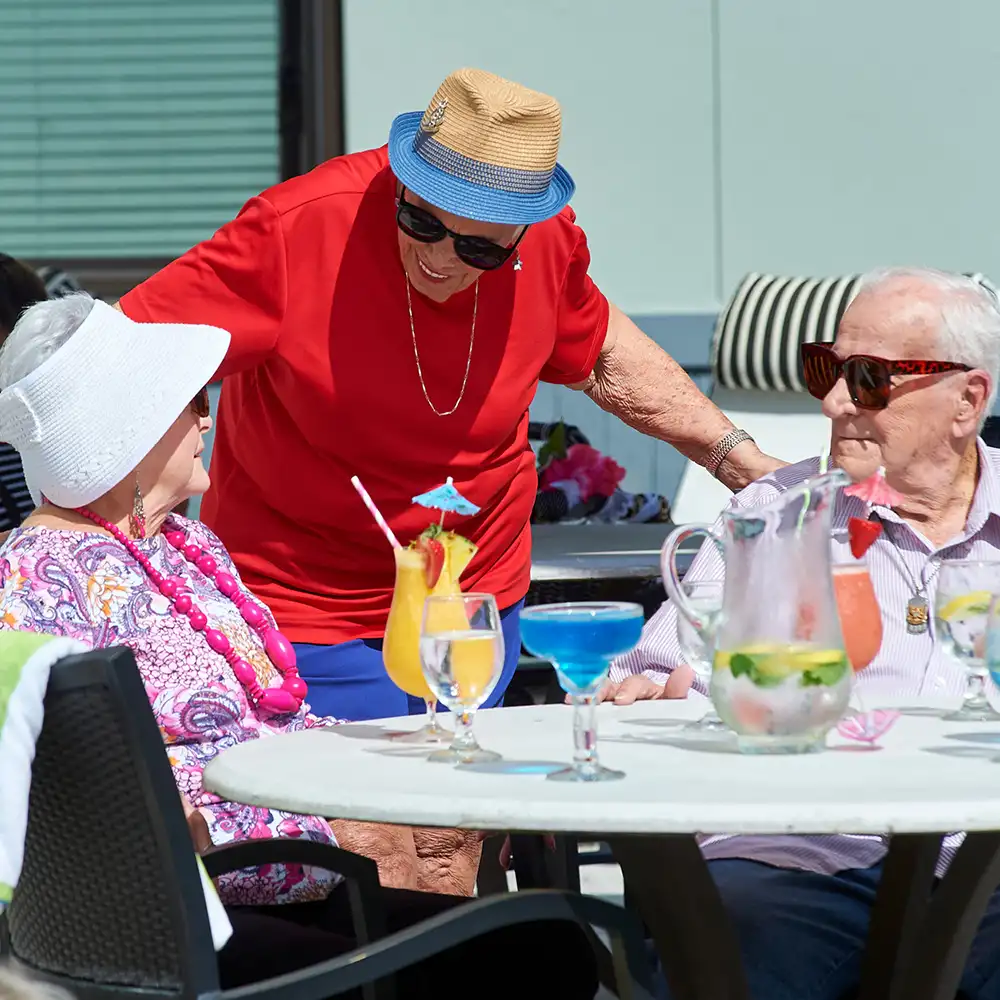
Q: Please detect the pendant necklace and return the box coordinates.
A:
[870,513,940,634]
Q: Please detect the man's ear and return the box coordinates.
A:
[961,370,991,432]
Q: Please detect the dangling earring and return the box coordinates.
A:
[129,478,146,539]
[512,250,523,272]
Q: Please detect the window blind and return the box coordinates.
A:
[0,0,280,258]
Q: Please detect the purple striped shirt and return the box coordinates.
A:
[611,441,1000,876]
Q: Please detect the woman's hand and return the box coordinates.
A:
[182,795,212,854]
[578,665,695,706]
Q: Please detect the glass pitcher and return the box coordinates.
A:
[662,468,852,754]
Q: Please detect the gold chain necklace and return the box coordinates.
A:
[406,276,477,417]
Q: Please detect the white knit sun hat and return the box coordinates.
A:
[0,300,230,508]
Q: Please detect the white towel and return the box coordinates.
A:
[0,632,232,950]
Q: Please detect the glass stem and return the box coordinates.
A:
[966,666,989,707]
[572,694,599,777]
[452,708,477,751]
[425,698,440,733]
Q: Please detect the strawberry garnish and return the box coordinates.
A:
[848,517,882,558]
[418,536,445,588]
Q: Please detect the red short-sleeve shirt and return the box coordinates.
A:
[120,147,609,643]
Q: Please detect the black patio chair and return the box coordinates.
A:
[6,644,655,1000]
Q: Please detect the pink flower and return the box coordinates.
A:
[539,445,626,500]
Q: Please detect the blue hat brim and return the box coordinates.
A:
[388,111,575,225]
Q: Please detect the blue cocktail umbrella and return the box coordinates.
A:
[412,477,480,527]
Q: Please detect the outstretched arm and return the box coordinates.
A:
[572,303,786,492]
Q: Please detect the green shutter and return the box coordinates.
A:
[0,0,280,258]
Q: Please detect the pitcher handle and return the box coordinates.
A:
[661,523,725,640]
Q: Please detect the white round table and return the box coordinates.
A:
[204,700,1000,1000]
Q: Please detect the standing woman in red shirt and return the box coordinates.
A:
[116,68,781,723]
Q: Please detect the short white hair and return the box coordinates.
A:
[0,292,96,391]
[856,266,1000,416]
[0,965,74,1000]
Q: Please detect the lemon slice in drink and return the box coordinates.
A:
[938,591,993,622]
[714,643,783,671]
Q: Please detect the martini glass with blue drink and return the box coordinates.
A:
[520,602,644,782]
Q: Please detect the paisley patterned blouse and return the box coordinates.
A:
[0,515,340,906]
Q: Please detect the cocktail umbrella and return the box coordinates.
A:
[845,466,904,507]
[412,477,480,527]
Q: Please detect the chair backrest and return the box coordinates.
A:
[672,270,998,524]
[7,646,219,1000]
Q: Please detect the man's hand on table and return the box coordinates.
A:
[565,665,695,706]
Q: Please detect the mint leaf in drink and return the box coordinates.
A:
[801,660,848,687]
[749,666,786,688]
[730,654,755,678]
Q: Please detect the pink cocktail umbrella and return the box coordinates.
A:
[836,709,900,747]
[845,467,904,508]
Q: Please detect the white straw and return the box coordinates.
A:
[350,476,401,549]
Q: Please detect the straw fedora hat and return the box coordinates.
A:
[388,67,575,225]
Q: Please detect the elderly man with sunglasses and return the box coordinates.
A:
[609,266,1000,999]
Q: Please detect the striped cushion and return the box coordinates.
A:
[711,272,997,392]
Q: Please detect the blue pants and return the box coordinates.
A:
[294,600,523,721]
[659,858,1000,1000]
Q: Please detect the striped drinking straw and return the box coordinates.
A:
[350,476,402,549]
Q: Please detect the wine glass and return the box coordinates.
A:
[520,602,644,782]
[935,558,1000,722]
[675,580,727,732]
[420,594,504,764]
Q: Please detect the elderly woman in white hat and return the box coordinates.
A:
[0,293,601,999]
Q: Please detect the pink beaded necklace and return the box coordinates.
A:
[75,506,307,715]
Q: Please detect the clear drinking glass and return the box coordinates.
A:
[676,580,727,732]
[935,559,1000,722]
[420,594,505,764]
[520,602,644,782]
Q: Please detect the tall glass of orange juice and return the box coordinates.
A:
[832,562,882,671]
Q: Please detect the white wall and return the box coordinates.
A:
[717,1,1000,290]
[343,0,720,313]
[345,0,1000,311]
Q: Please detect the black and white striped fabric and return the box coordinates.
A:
[0,443,34,531]
[711,272,997,392]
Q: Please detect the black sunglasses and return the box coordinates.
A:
[395,189,526,271]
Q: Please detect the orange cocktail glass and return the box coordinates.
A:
[382,528,479,742]
[832,563,882,671]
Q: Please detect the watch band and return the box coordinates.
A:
[705,429,754,478]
